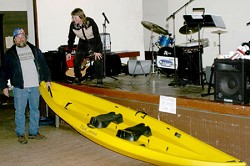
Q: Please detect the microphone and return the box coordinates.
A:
[102,12,110,24]
[247,22,250,26]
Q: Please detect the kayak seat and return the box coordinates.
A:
[116,123,152,141]
[88,112,123,128]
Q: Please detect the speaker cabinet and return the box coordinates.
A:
[105,54,121,76]
[176,46,202,85]
[214,59,250,104]
[44,51,67,81]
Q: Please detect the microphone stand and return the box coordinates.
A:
[167,0,195,87]
[102,15,108,78]
[102,14,118,80]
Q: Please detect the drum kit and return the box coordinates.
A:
[141,21,173,49]
[141,20,228,88]
[141,21,173,74]
[141,21,201,76]
[179,24,200,35]
[141,21,170,73]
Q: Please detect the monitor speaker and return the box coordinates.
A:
[214,59,250,104]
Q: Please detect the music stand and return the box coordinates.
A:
[183,14,226,88]
[183,15,226,29]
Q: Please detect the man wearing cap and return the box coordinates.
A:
[0,28,51,144]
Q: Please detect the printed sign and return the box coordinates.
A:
[159,95,176,114]
[157,56,178,69]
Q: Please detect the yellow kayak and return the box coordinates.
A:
[39,82,246,166]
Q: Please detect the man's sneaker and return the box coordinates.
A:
[28,133,46,140]
[18,135,28,144]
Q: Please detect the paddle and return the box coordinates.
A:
[48,86,53,98]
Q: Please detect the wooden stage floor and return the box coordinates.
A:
[67,72,215,101]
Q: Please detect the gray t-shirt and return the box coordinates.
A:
[16,45,39,88]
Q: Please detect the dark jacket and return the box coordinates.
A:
[0,42,51,89]
[67,17,103,54]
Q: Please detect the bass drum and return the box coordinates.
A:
[157,47,176,76]
[157,35,173,48]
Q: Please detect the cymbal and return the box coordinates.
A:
[141,21,168,35]
[179,25,200,35]
[211,30,227,34]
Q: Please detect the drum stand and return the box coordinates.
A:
[149,30,156,73]
[211,29,227,55]
[197,25,205,88]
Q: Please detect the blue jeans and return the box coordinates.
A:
[13,87,40,136]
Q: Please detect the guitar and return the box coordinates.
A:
[65,58,90,78]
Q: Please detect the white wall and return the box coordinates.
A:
[2,0,250,67]
[36,0,144,61]
[0,0,26,11]
[142,0,168,51]
[26,0,35,45]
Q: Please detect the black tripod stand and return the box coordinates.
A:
[201,64,214,97]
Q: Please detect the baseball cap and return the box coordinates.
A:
[13,28,25,38]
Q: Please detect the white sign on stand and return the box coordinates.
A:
[159,95,176,114]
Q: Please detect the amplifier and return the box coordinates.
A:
[176,46,202,85]
[180,45,203,54]
[58,45,77,55]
